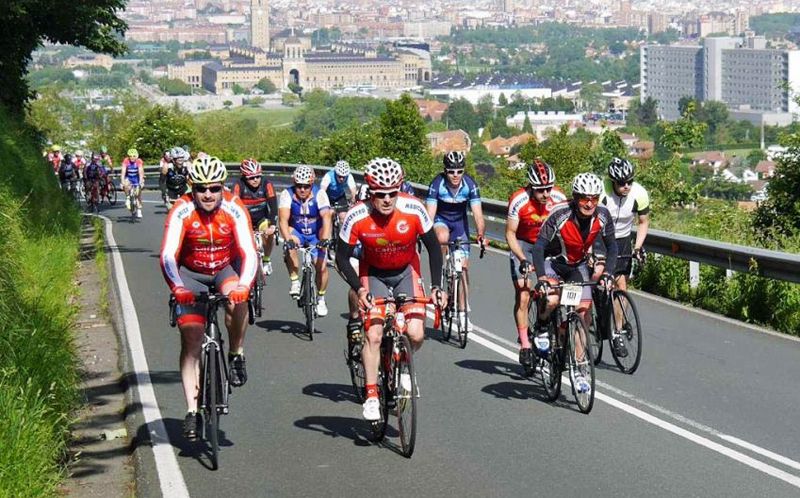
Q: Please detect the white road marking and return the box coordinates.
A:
[428,310,800,489]
[95,215,190,498]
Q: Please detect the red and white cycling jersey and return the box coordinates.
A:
[507,186,566,243]
[339,193,432,271]
[160,191,257,290]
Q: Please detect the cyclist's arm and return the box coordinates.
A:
[425,180,439,220]
[160,203,188,290]
[600,215,618,276]
[505,218,528,263]
[335,242,361,291]
[346,175,357,201]
[471,201,486,240]
[532,217,557,279]
[265,182,278,225]
[421,228,443,288]
[317,190,332,240]
[277,190,292,240]
[137,161,144,184]
[635,213,649,252]
[319,173,331,192]
[231,198,258,288]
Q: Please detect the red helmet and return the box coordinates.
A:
[527,159,555,189]
[240,158,261,178]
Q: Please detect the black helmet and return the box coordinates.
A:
[608,157,635,182]
[443,151,465,170]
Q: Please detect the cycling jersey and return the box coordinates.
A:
[278,185,331,236]
[160,191,257,291]
[320,170,356,202]
[400,181,415,195]
[74,157,86,175]
[601,180,650,238]
[122,158,143,186]
[507,186,567,243]
[165,167,189,195]
[58,159,77,181]
[426,173,481,224]
[233,177,278,229]
[84,161,104,181]
[532,202,617,276]
[340,194,432,271]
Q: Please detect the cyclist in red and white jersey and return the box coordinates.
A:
[159,156,257,440]
[335,158,447,421]
[505,159,567,375]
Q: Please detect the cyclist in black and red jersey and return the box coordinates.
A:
[530,172,617,393]
[233,158,279,276]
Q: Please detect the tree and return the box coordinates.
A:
[442,98,479,134]
[116,105,197,162]
[157,77,192,96]
[657,101,707,154]
[1,0,128,113]
[255,78,277,94]
[521,114,533,134]
[698,100,729,140]
[232,83,247,95]
[498,93,508,107]
[519,124,593,194]
[636,97,659,127]
[320,123,381,170]
[223,100,233,109]
[288,82,303,97]
[579,82,604,112]
[282,93,300,106]
[746,148,767,167]
[590,129,628,174]
[678,96,697,118]
[379,93,435,181]
[476,94,494,127]
[753,129,800,239]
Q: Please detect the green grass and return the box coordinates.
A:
[685,147,759,159]
[0,107,81,496]
[93,217,110,319]
[195,106,301,128]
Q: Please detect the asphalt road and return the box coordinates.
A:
[101,189,800,497]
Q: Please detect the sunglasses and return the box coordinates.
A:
[532,186,553,192]
[194,185,223,193]
[295,184,311,190]
[446,169,464,175]
[577,195,600,205]
[371,190,399,199]
[615,179,634,187]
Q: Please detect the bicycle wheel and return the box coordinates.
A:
[568,314,595,414]
[539,322,562,402]
[370,338,390,442]
[443,274,456,342]
[254,278,263,318]
[457,272,469,349]
[395,334,417,457]
[204,340,220,469]
[304,272,315,340]
[588,305,604,365]
[347,341,366,403]
[108,180,118,205]
[609,290,642,374]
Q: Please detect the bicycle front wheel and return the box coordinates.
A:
[347,341,366,403]
[304,273,316,340]
[539,322,561,402]
[589,304,604,365]
[204,341,220,469]
[610,291,642,374]
[395,335,417,458]
[568,315,595,414]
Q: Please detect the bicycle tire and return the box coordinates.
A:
[395,334,417,457]
[589,305,604,365]
[443,273,455,342]
[304,271,315,340]
[457,273,468,349]
[539,320,562,402]
[568,314,595,414]
[347,341,366,403]
[254,278,263,318]
[609,290,643,374]
[370,337,390,442]
[108,180,118,205]
[205,339,220,470]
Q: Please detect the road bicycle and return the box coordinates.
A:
[366,294,440,458]
[285,241,319,340]
[589,255,643,374]
[169,291,232,470]
[439,238,484,348]
[84,178,102,213]
[101,176,118,206]
[127,185,140,222]
[536,281,597,414]
[248,230,269,324]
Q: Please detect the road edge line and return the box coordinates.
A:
[98,215,190,497]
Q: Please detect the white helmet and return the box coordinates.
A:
[190,156,227,184]
[364,157,404,190]
[293,165,315,184]
[170,146,189,162]
[334,160,350,177]
[75,150,84,157]
[572,172,604,196]
[607,157,635,182]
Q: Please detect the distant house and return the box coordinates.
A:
[415,99,449,121]
[483,133,536,157]
[720,169,741,183]
[629,140,654,160]
[755,160,776,179]
[691,151,728,173]
[426,130,471,155]
[741,168,758,183]
[618,132,639,148]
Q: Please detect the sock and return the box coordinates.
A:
[518,326,531,349]
[318,289,326,298]
[365,384,378,399]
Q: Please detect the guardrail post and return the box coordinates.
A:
[689,261,700,289]
[725,269,734,280]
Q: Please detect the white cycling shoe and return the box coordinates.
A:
[289,279,300,298]
[316,298,328,317]
[362,397,381,421]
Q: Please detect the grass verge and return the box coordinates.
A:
[93,217,110,319]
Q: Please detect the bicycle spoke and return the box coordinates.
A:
[569,316,595,414]
[610,291,643,374]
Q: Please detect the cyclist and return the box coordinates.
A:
[74,150,87,183]
[320,160,357,220]
[121,148,145,218]
[163,147,191,207]
[58,153,79,193]
[341,185,372,358]
[426,150,485,332]
[159,149,173,203]
[505,160,567,375]
[48,145,64,174]
[601,157,650,356]
[160,156,257,440]
[83,153,105,206]
[335,158,446,421]
[99,146,114,173]
[531,172,617,393]
[233,158,278,276]
[278,165,333,316]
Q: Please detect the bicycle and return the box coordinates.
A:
[84,178,102,213]
[101,175,118,206]
[285,241,319,340]
[537,281,597,414]
[169,291,232,470]
[127,185,140,222]
[590,256,643,374]
[248,231,267,324]
[365,294,440,458]
[439,238,484,348]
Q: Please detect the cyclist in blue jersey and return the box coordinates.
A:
[320,160,357,221]
[426,151,486,332]
[278,165,333,316]
[122,148,144,218]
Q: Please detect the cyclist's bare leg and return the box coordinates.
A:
[284,236,300,278]
[406,317,424,351]
[612,274,627,331]
[179,324,204,412]
[459,266,469,311]
[314,256,329,293]
[221,278,247,355]
[513,278,532,347]
[434,225,449,260]
[263,232,275,258]
[362,321,384,385]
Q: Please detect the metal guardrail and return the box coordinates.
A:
[140,162,800,284]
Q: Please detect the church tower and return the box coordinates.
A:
[251,0,270,51]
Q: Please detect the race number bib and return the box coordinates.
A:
[561,284,582,307]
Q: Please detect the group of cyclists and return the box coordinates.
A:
[49,144,115,204]
[156,149,650,439]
